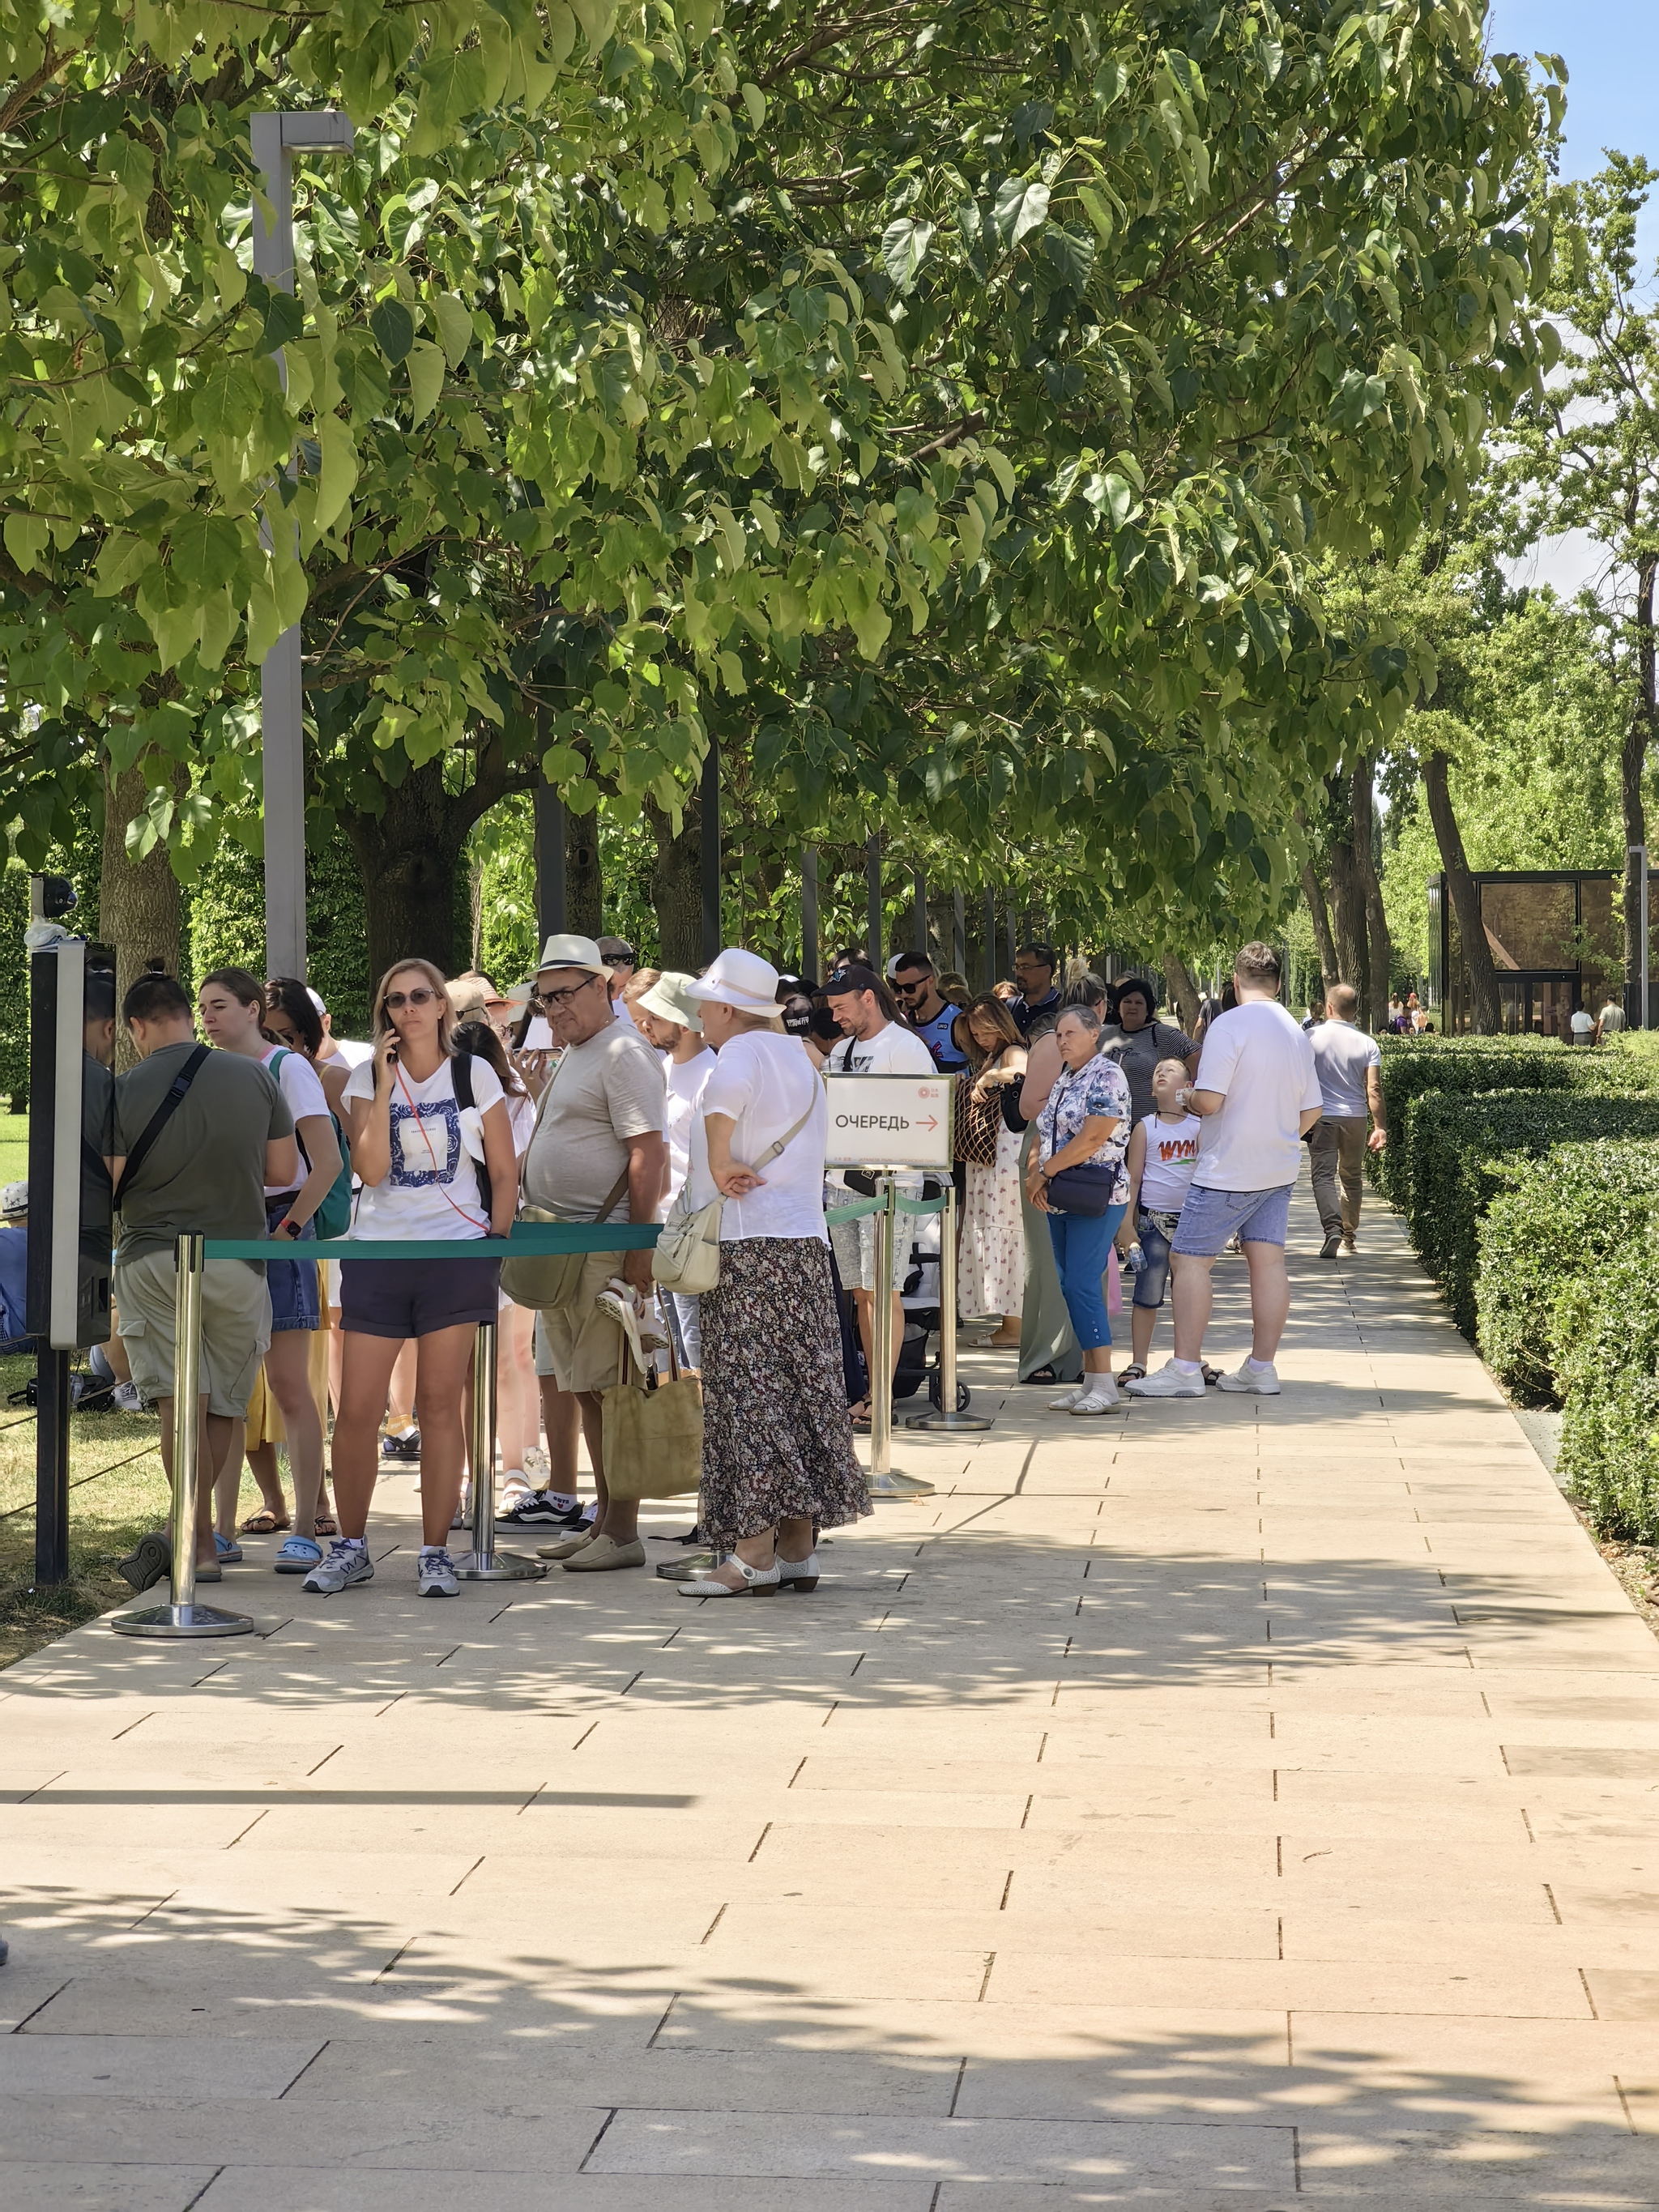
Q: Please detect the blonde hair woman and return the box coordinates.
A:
[304,959,518,1600]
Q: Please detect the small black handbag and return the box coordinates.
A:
[1045,1162,1120,1217]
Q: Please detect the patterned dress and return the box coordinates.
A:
[960,1117,1026,1317]
[698,1238,871,1552]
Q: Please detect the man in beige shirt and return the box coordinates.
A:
[521,934,666,1574]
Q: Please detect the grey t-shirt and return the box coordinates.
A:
[1311,1019,1381,1119]
[522,1019,665,1220]
[1099,1018,1198,1125]
[113,1043,294,1264]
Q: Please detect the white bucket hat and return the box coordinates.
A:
[684,948,785,1020]
[635,971,704,1032]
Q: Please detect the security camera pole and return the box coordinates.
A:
[249,110,355,982]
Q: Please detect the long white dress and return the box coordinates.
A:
[959,1117,1026,1318]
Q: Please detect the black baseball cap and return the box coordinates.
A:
[825,963,881,996]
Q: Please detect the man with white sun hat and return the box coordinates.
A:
[520,934,667,1575]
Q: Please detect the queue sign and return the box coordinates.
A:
[824,1072,956,1170]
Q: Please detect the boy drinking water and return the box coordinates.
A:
[1117,1058,1202,1381]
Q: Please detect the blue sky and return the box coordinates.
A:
[1487,1,1655,601]
[1489,0,1657,252]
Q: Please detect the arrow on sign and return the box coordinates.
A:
[915,1115,940,1133]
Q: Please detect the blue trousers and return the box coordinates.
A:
[1047,1203,1128,1352]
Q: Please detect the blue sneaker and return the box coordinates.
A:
[213,1532,243,1565]
[274,1534,324,1575]
[302,1539,373,1594]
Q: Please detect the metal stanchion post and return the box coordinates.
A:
[866,1177,934,1501]
[457,1318,547,1579]
[906,1181,992,1432]
[113,1237,254,1638]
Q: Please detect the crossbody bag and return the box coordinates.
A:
[500,1059,632,1312]
[654,1092,817,1296]
[113,1045,210,1215]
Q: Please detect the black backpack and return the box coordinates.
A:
[450,1051,493,1217]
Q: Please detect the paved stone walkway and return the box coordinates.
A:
[4,1176,1659,2209]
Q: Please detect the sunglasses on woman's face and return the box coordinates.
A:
[384,988,437,1012]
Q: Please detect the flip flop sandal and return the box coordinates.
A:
[240,1509,291,1535]
[313,1509,339,1536]
[1201,1363,1222,1387]
[1119,1364,1147,1383]
[1019,1365,1060,1386]
[850,1413,872,1434]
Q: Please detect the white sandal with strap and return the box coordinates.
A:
[677,1556,782,1598]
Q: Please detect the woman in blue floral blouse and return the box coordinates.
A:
[1026,1003,1132,1414]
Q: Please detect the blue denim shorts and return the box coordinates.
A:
[1171,1183,1293,1256]
[264,1205,320,1333]
[1132,1214,1175,1309]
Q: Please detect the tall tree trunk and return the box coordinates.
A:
[565,806,603,940]
[1623,552,1657,1022]
[1161,948,1201,1034]
[1350,756,1391,1033]
[1422,748,1502,1034]
[1326,839,1366,1004]
[341,758,471,985]
[647,795,702,970]
[100,758,184,1070]
[1299,863,1340,1000]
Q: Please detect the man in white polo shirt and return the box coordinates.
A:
[1127,942,1322,1399]
[1307,983,1387,1258]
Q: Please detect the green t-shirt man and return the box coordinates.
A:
[113,1043,294,1266]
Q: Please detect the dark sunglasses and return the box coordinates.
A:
[383,987,437,1011]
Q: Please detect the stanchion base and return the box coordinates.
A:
[109,1601,256,1639]
[454,1550,548,1580]
[904,1409,995,1431]
[867,1468,936,1502]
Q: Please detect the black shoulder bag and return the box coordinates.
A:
[450,1051,493,1217]
[113,1045,211,1208]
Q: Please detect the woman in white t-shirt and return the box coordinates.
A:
[672,948,868,1597]
[1117,1057,1204,1382]
[198,970,342,1573]
[311,960,517,1600]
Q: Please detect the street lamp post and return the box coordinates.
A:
[249,110,355,982]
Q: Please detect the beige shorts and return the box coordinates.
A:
[534,1247,628,1395]
[114,1250,272,1419]
[830,1205,910,1294]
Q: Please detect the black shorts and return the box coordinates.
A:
[340,1255,501,1340]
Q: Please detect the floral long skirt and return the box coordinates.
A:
[958,1123,1026,1318]
[698,1236,870,1554]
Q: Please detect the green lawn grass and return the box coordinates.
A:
[0,1347,173,1669]
[0,1111,28,1191]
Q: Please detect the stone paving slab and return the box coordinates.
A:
[4,1173,1659,2206]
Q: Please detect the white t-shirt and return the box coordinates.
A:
[506,1090,536,1157]
[261,1045,333,1199]
[687,1030,829,1244]
[1191,1002,1322,1193]
[663,1049,714,1207]
[1571,1009,1596,1041]
[823,1019,936,1192]
[1137,1111,1202,1213]
[326,1038,375,1071]
[1310,1020,1381,1119]
[342,1053,505,1239]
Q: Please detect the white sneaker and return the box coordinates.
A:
[417,1548,461,1596]
[1071,1378,1122,1414]
[112,1381,145,1413]
[302,1539,373,1594]
[1218,1359,1281,1395]
[1123,1360,1205,1399]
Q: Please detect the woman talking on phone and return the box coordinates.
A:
[304,960,518,1600]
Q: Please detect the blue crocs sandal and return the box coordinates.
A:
[273,1534,324,1575]
[214,1532,244,1566]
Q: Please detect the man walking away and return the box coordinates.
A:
[1307,985,1387,1257]
[893,953,970,1073]
[522,935,666,1574]
[1011,944,1062,1040]
[110,974,298,1582]
[1598,993,1627,1042]
[1126,944,1321,1400]
[823,964,936,1425]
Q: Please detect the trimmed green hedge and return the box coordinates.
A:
[1476,1140,1659,1407]
[1555,1234,1659,1541]
[1405,1089,1659,1340]
[1374,1036,1583,1208]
